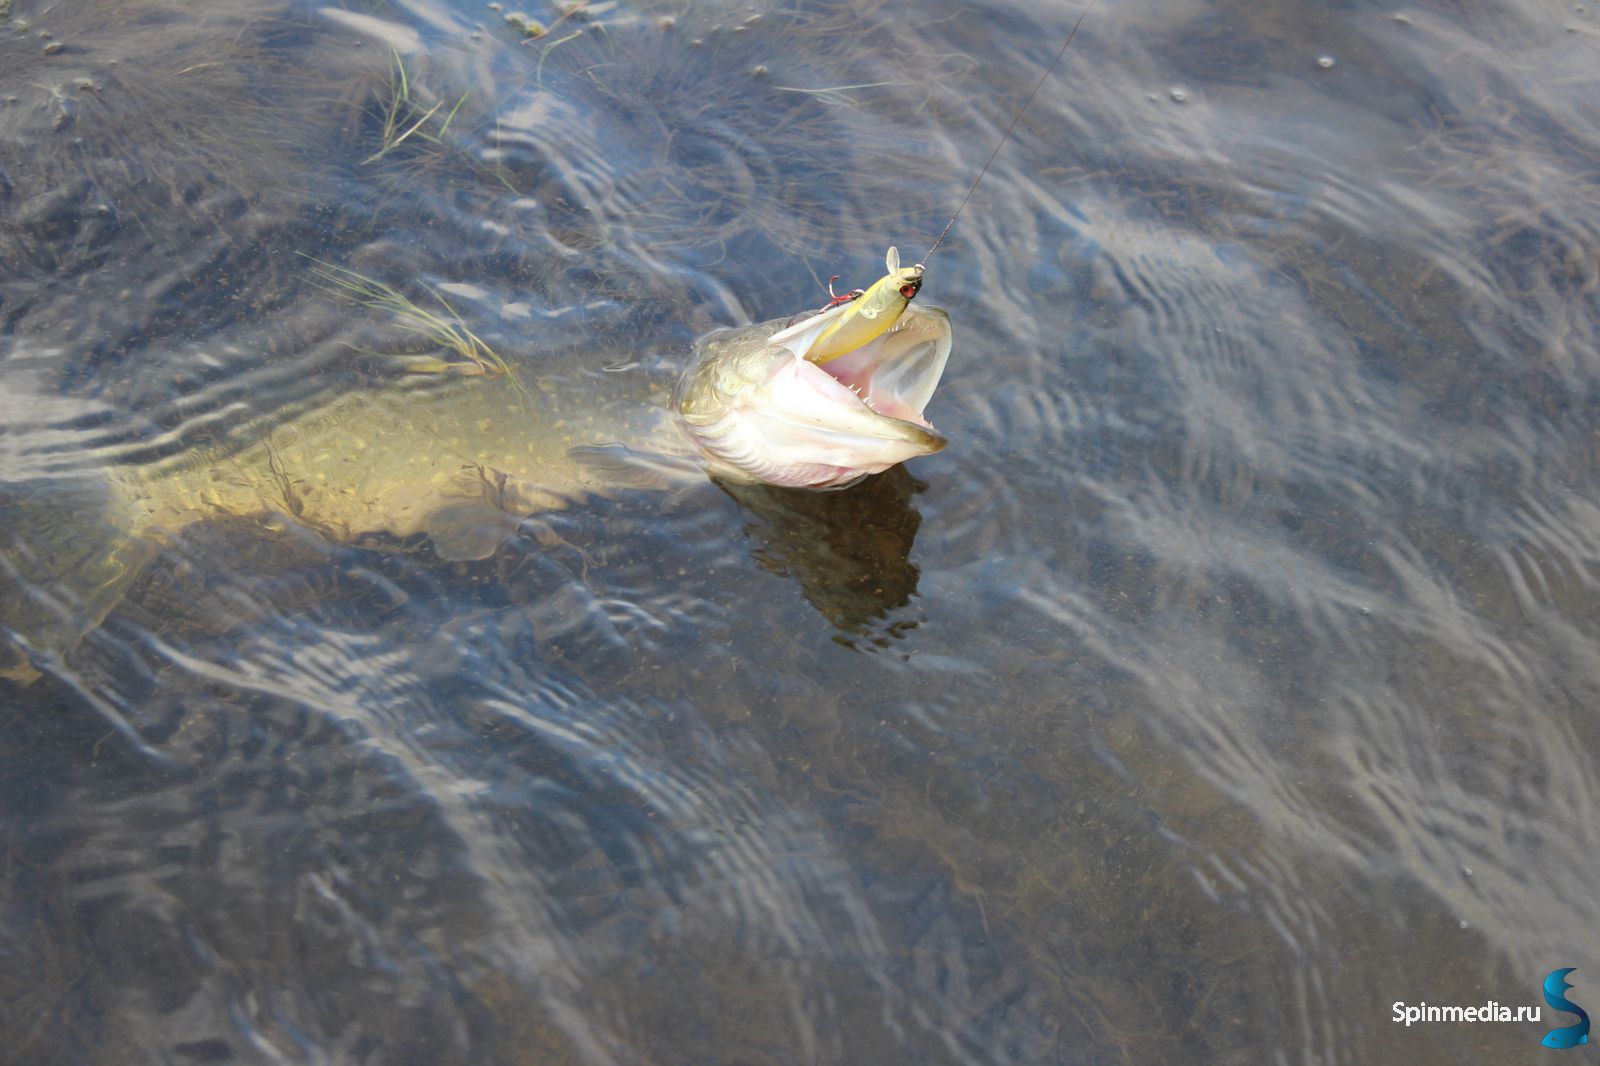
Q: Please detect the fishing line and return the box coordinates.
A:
[921,0,1098,264]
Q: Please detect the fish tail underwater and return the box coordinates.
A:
[4,0,1600,1063]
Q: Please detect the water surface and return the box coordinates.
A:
[3,0,1600,1062]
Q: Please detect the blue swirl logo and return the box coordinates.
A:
[1543,968,1591,1049]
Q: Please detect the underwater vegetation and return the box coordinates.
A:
[304,257,517,380]
[362,46,472,166]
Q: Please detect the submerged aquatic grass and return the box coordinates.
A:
[361,48,518,193]
[304,257,518,384]
[364,46,470,166]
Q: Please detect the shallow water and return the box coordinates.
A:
[3,0,1600,1062]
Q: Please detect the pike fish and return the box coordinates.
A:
[0,250,952,680]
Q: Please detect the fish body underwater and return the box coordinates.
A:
[120,367,680,563]
[2,366,664,681]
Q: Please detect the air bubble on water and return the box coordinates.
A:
[1169,87,1188,104]
[1316,54,1337,69]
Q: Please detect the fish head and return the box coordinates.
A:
[676,301,952,489]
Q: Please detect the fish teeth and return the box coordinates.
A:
[842,381,879,411]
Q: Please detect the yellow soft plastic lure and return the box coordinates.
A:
[807,246,925,365]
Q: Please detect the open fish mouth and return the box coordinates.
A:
[676,301,953,489]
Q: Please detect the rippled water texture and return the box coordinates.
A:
[4,0,1600,1061]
